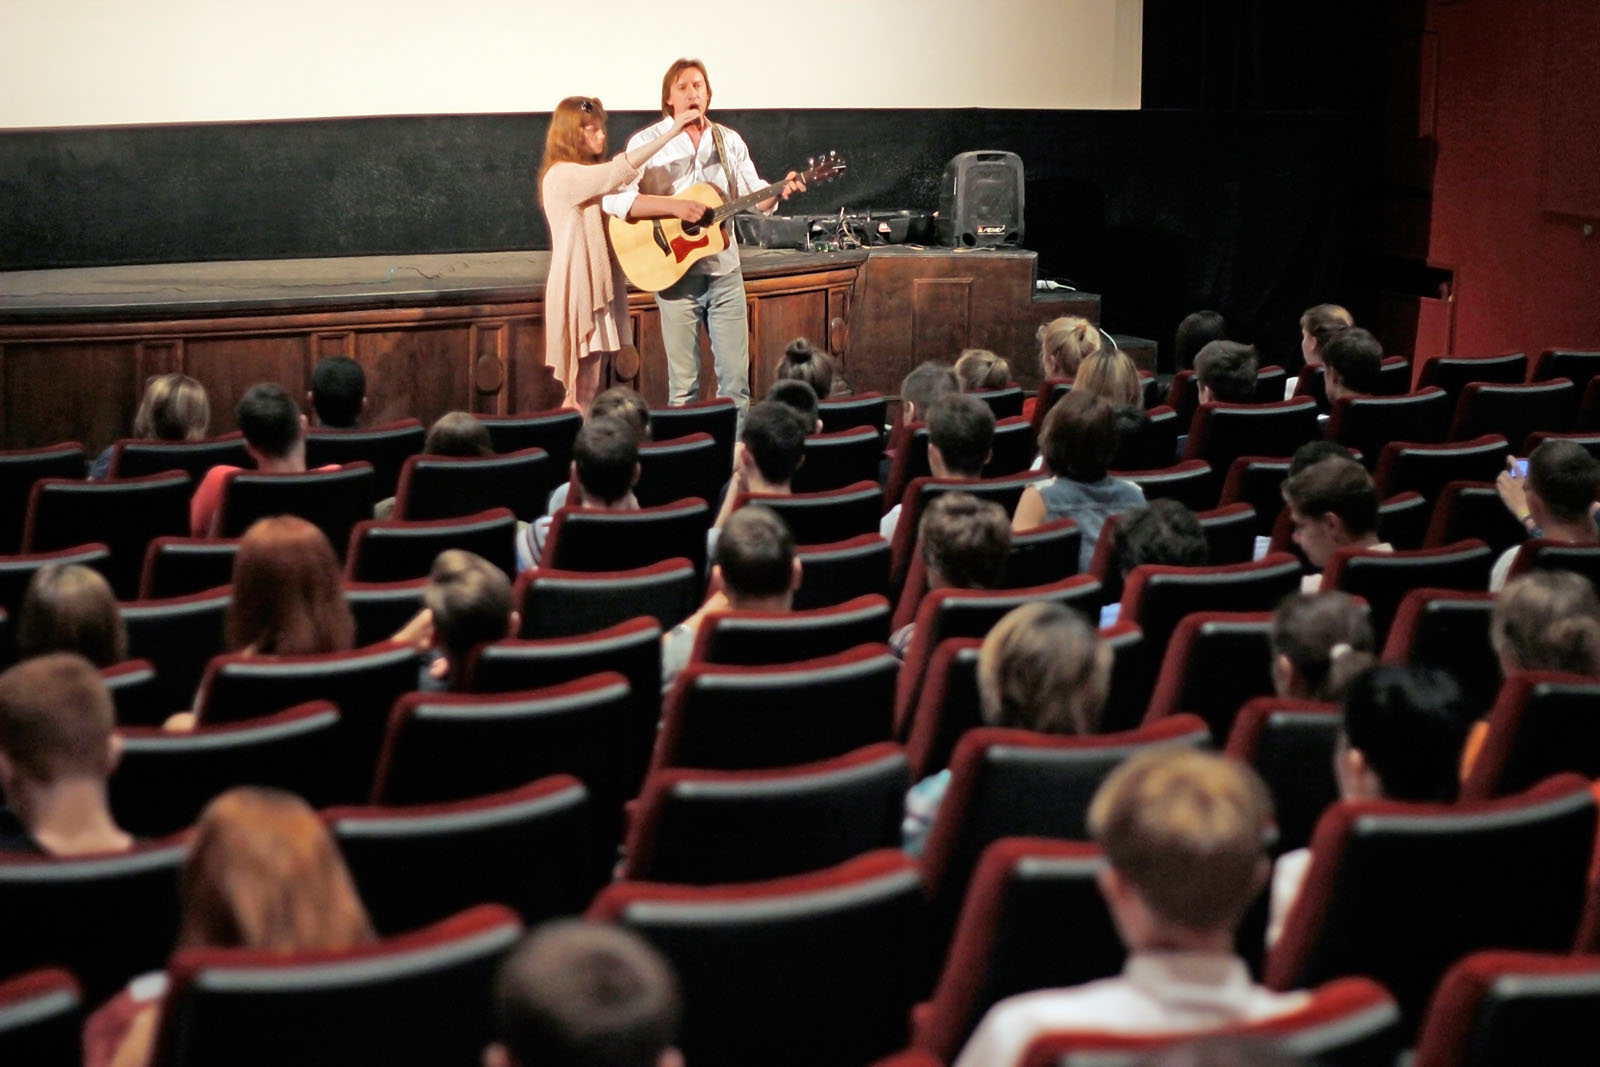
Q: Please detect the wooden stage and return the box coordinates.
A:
[0,246,1129,452]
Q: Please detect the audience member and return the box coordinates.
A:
[1173,310,1228,374]
[767,377,822,434]
[882,392,995,541]
[1075,348,1143,409]
[1320,327,1383,405]
[308,355,367,428]
[892,492,1011,656]
[16,563,127,668]
[1265,665,1470,947]
[898,360,962,431]
[83,787,376,1067]
[0,653,132,856]
[189,383,311,537]
[226,516,355,656]
[1299,304,1353,372]
[1491,569,1600,677]
[775,336,836,400]
[1193,340,1259,405]
[1015,391,1145,572]
[423,411,494,457]
[519,415,642,570]
[91,372,211,480]
[1280,456,1388,592]
[711,399,809,532]
[485,919,683,1067]
[544,389,652,516]
[903,602,1110,855]
[1101,499,1208,627]
[1491,440,1600,589]
[661,505,799,690]
[955,348,1011,393]
[1023,316,1102,423]
[954,747,1302,1067]
[1268,591,1376,703]
[392,550,519,692]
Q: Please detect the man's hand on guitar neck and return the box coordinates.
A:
[757,171,807,214]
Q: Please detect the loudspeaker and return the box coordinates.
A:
[936,150,1025,248]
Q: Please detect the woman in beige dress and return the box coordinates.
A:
[540,96,704,412]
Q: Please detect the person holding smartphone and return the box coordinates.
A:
[1491,440,1600,590]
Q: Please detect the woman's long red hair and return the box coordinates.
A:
[539,96,607,194]
[226,515,354,655]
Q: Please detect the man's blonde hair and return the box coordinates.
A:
[1088,747,1273,933]
[0,653,115,782]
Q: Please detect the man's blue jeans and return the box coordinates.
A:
[655,267,751,422]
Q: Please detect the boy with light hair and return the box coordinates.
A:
[0,653,133,856]
[953,748,1306,1067]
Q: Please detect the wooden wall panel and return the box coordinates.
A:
[181,335,311,436]
[353,326,471,433]
[2,341,142,450]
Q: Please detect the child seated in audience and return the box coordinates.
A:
[1100,499,1209,628]
[661,505,799,691]
[0,653,133,856]
[767,377,823,434]
[545,388,651,516]
[1014,391,1145,573]
[1491,440,1600,590]
[308,355,366,428]
[1173,309,1227,374]
[519,415,641,571]
[1075,348,1144,409]
[374,409,494,519]
[891,492,1011,657]
[17,563,127,668]
[1021,316,1102,423]
[169,516,356,731]
[486,919,683,1067]
[955,348,1010,392]
[91,372,210,480]
[392,549,519,692]
[1193,340,1259,405]
[775,335,836,400]
[1280,455,1388,592]
[897,360,962,436]
[954,747,1304,1067]
[1268,591,1376,703]
[84,787,376,1067]
[1265,664,1471,948]
[902,601,1110,855]
[1319,327,1383,406]
[1295,303,1354,411]
[882,392,995,541]
[710,399,810,536]
[190,382,318,537]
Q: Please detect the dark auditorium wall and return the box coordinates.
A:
[0,107,1353,372]
[1423,0,1600,359]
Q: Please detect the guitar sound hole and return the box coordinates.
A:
[683,224,701,236]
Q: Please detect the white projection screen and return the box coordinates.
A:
[0,0,1141,129]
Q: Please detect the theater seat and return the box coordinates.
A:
[648,397,737,475]
[477,408,581,472]
[1217,455,1293,537]
[394,448,548,523]
[23,471,192,599]
[733,480,882,545]
[0,968,82,1065]
[792,426,885,493]
[817,392,888,438]
[1224,696,1342,856]
[1319,538,1493,644]
[1412,951,1600,1067]
[793,535,892,610]
[1265,773,1596,1036]
[0,442,88,553]
[1381,587,1499,718]
[542,498,713,584]
[590,851,925,1067]
[150,904,521,1067]
[690,594,891,667]
[1460,672,1600,800]
[1144,611,1276,743]
[515,557,700,637]
[304,418,424,503]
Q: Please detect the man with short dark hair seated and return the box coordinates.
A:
[189,382,313,537]
[518,416,642,571]
[0,653,133,856]
[1490,439,1600,590]
[1320,327,1383,405]
[891,491,1010,657]
[485,918,684,1067]
[662,504,800,689]
[1280,455,1389,593]
[1100,498,1209,627]
[308,355,367,428]
[1193,340,1259,405]
[953,747,1308,1067]
[767,378,822,434]
[881,392,996,542]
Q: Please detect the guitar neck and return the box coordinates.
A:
[712,178,793,222]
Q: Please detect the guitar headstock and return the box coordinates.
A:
[801,151,847,185]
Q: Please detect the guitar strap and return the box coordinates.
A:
[709,123,738,200]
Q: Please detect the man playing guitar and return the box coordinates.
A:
[601,58,805,424]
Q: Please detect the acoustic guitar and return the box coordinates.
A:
[608,150,846,292]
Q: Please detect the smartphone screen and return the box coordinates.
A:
[1514,458,1529,477]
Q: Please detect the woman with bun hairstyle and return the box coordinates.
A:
[1022,316,1102,422]
[541,96,707,412]
[775,336,836,399]
[954,348,1010,393]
